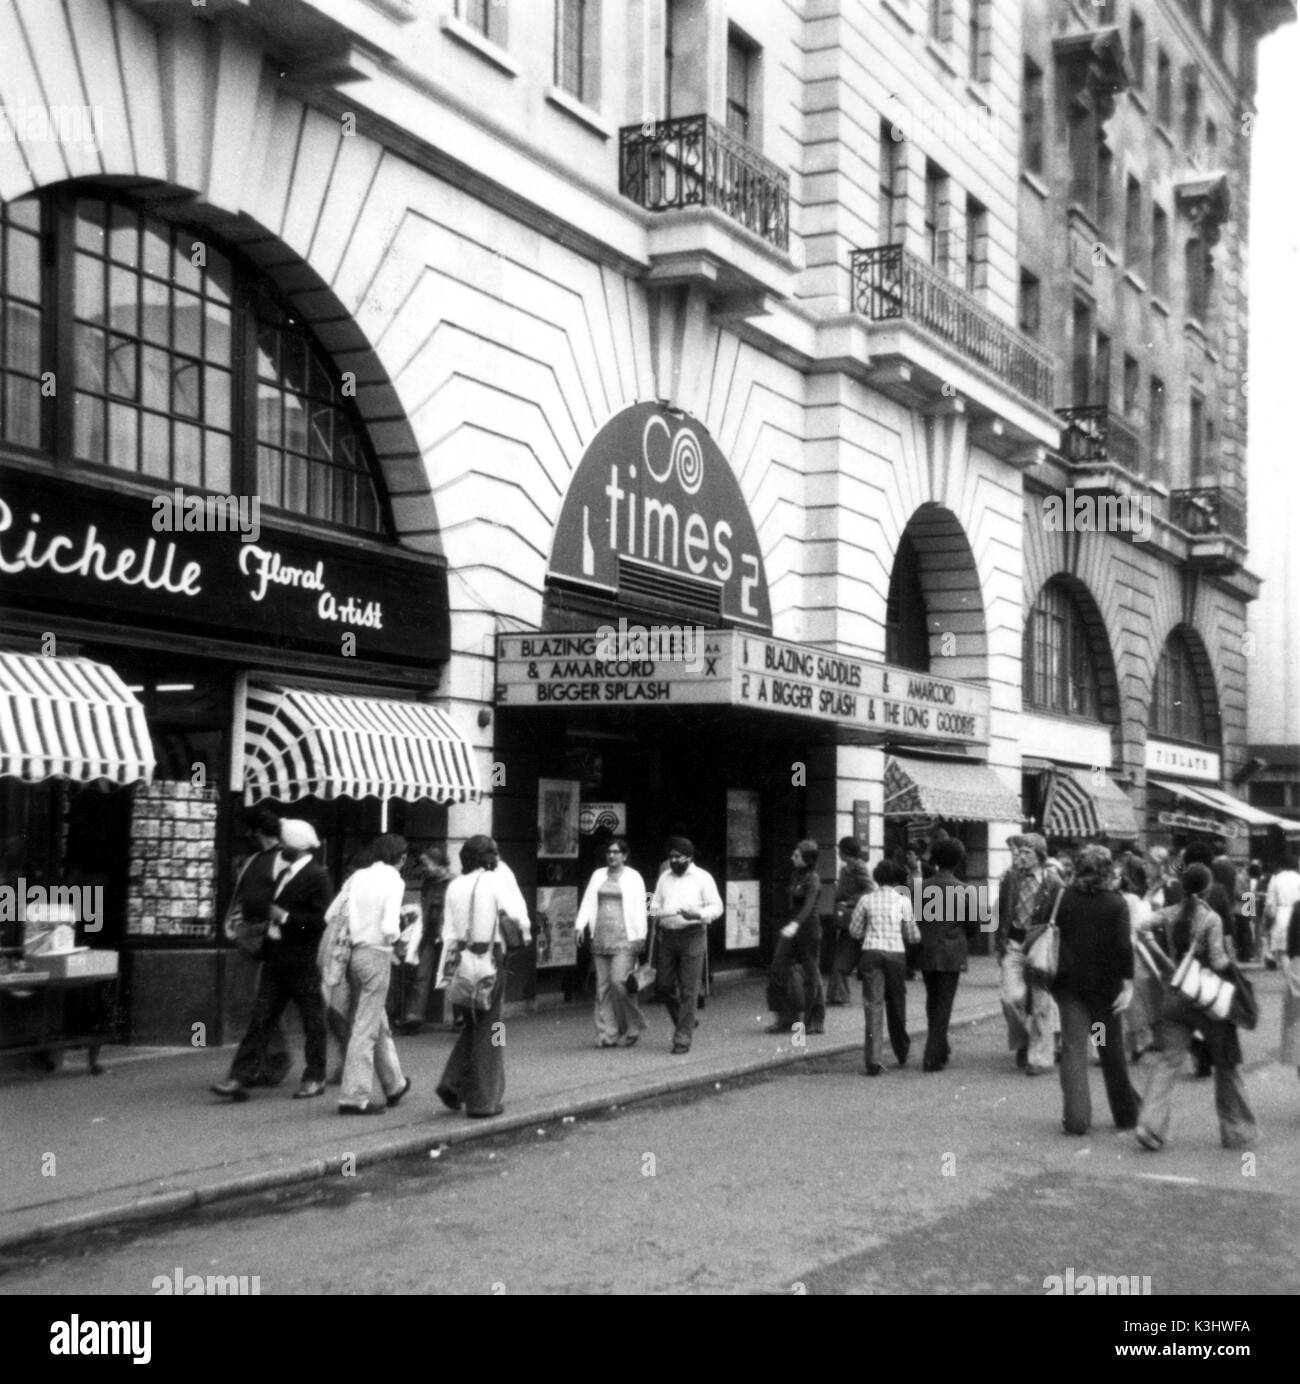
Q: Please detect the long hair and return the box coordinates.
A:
[1173,863,1212,956]
[1072,844,1114,894]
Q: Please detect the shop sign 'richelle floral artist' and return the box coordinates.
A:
[0,470,449,666]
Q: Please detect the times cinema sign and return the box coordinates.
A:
[548,403,772,630]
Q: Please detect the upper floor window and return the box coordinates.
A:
[924,162,948,272]
[0,191,386,534]
[1123,353,1140,418]
[879,121,905,244]
[1156,48,1173,126]
[1022,59,1045,176]
[886,531,929,673]
[457,0,506,45]
[1129,12,1146,90]
[0,198,42,451]
[968,0,991,83]
[965,196,988,294]
[928,0,953,44]
[1152,203,1170,297]
[1152,632,1213,744]
[1124,175,1144,269]
[1209,0,1227,57]
[1185,236,1211,322]
[1148,375,1167,482]
[1181,67,1201,149]
[555,0,600,106]
[1018,269,1041,338]
[726,26,758,144]
[1022,579,1102,720]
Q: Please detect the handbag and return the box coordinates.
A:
[444,878,499,1013]
[498,910,527,952]
[1170,947,1235,1022]
[223,856,268,960]
[1023,885,1064,983]
[319,882,354,990]
[626,920,657,995]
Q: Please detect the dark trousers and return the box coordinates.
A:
[767,921,825,1028]
[1057,990,1140,1134]
[230,951,327,1085]
[859,949,909,1068]
[233,952,291,1085]
[827,929,859,1004]
[438,956,507,1117]
[922,969,961,1069]
[656,925,706,1048]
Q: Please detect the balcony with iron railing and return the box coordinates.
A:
[850,244,1056,415]
[1169,485,1247,573]
[1056,405,1142,474]
[619,115,790,256]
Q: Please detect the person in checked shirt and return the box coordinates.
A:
[850,859,920,1075]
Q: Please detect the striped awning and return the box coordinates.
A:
[1043,768,1139,839]
[242,683,480,804]
[1149,778,1300,832]
[883,755,1021,822]
[0,652,155,785]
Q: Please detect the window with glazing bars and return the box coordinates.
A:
[0,198,43,450]
[1022,59,1044,175]
[458,0,507,45]
[726,29,756,143]
[555,0,598,105]
[1022,581,1100,718]
[1152,636,1210,743]
[1,191,385,533]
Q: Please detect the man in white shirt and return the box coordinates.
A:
[1265,856,1300,959]
[649,836,723,1054]
[338,834,412,1114]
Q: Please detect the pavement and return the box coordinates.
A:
[0,955,1008,1251]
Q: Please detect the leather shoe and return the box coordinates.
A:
[386,1076,412,1108]
[211,1079,249,1102]
[293,1080,326,1099]
[435,1084,462,1111]
[865,1064,884,1077]
[338,1102,384,1115]
[671,1043,690,1054]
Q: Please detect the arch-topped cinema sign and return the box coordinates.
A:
[548,403,772,630]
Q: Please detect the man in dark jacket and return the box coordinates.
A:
[827,837,872,1005]
[917,837,979,1071]
[212,819,333,1101]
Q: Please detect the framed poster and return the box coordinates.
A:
[726,879,761,950]
[538,778,580,858]
[726,789,761,858]
[535,886,578,969]
[852,799,870,851]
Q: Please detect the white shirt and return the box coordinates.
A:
[1266,869,1300,949]
[650,863,723,931]
[341,861,405,949]
[444,866,530,947]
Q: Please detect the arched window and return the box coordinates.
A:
[885,531,930,672]
[1022,579,1101,718]
[0,190,385,534]
[1152,632,1212,744]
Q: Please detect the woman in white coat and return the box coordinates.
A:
[575,838,649,1048]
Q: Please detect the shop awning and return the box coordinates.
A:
[0,652,155,785]
[1043,768,1140,839]
[242,684,480,804]
[1149,778,1300,832]
[884,755,1021,822]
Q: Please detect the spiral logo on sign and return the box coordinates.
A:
[672,426,704,495]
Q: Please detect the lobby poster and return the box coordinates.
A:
[726,789,761,858]
[726,880,761,950]
[535,886,578,969]
[538,778,580,858]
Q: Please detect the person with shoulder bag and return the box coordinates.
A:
[435,836,531,1118]
[1134,864,1259,1152]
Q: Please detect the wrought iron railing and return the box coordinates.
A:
[1055,404,1142,473]
[618,115,790,253]
[1170,486,1246,542]
[851,244,1056,409]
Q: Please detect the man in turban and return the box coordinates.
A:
[649,837,723,1054]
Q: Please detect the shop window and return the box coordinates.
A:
[1152,632,1213,744]
[1022,580,1101,719]
[0,190,388,535]
[0,197,44,450]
